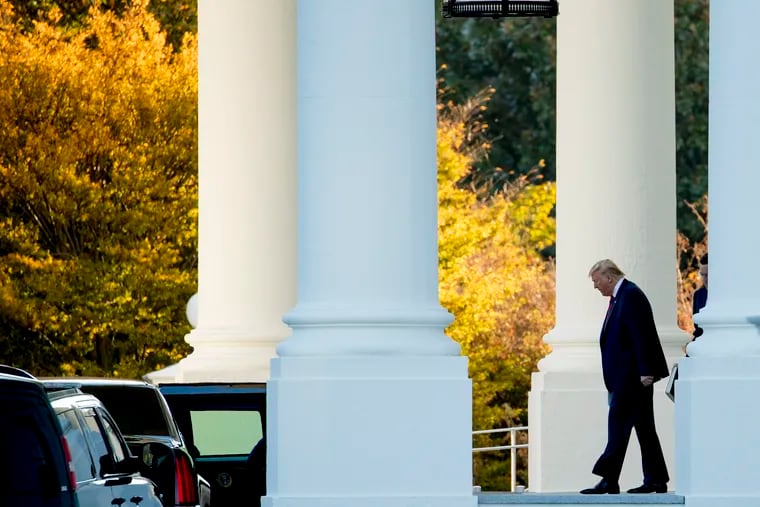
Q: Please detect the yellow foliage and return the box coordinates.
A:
[0,0,197,376]
[676,195,708,338]
[437,102,555,431]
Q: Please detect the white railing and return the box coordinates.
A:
[472,426,528,492]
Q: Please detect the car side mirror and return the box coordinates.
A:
[116,455,141,474]
[100,454,139,475]
[99,453,117,475]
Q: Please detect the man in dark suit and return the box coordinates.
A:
[580,259,670,495]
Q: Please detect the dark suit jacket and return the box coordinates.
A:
[600,279,669,393]
[692,286,708,338]
[692,286,707,315]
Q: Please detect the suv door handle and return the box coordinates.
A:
[112,499,126,506]
[105,476,133,486]
[130,496,143,505]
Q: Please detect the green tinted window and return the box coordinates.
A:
[190,410,263,456]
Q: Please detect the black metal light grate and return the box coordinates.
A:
[442,0,559,19]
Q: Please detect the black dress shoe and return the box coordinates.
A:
[627,483,667,493]
[580,479,620,494]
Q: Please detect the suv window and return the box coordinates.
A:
[79,386,173,437]
[57,408,94,481]
[97,410,128,462]
[80,408,110,477]
[76,407,129,475]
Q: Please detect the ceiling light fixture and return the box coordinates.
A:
[441,0,559,19]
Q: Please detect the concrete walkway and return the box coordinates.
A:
[477,492,684,506]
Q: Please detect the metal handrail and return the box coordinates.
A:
[472,426,528,492]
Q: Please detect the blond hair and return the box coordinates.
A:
[588,259,625,278]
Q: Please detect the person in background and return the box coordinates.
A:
[580,259,670,495]
[691,253,708,339]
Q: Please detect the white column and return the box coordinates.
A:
[263,1,474,506]
[148,0,297,384]
[677,2,760,506]
[529,0,685,492]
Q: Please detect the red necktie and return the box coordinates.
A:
[603,296,615,330]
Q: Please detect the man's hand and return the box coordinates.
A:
[641,375,654,387]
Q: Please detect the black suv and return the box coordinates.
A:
[42,378,211,507]
[158,383,267,507]
[48,388,165,507]
[0,367,79,507]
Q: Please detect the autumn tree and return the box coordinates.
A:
[677,196,708,342]
[674,0,709,242]
[7,0,196,50]
[438,94,555,490]
[0,0,198,377]
[436,0,709,241]
[436,12,556,193]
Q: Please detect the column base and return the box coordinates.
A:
[676,357,760,500]
[536,342,599,372]
[529,370,675,492]
[146,328,282,383]
[279,304,458,356]
[266,356,473,502]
